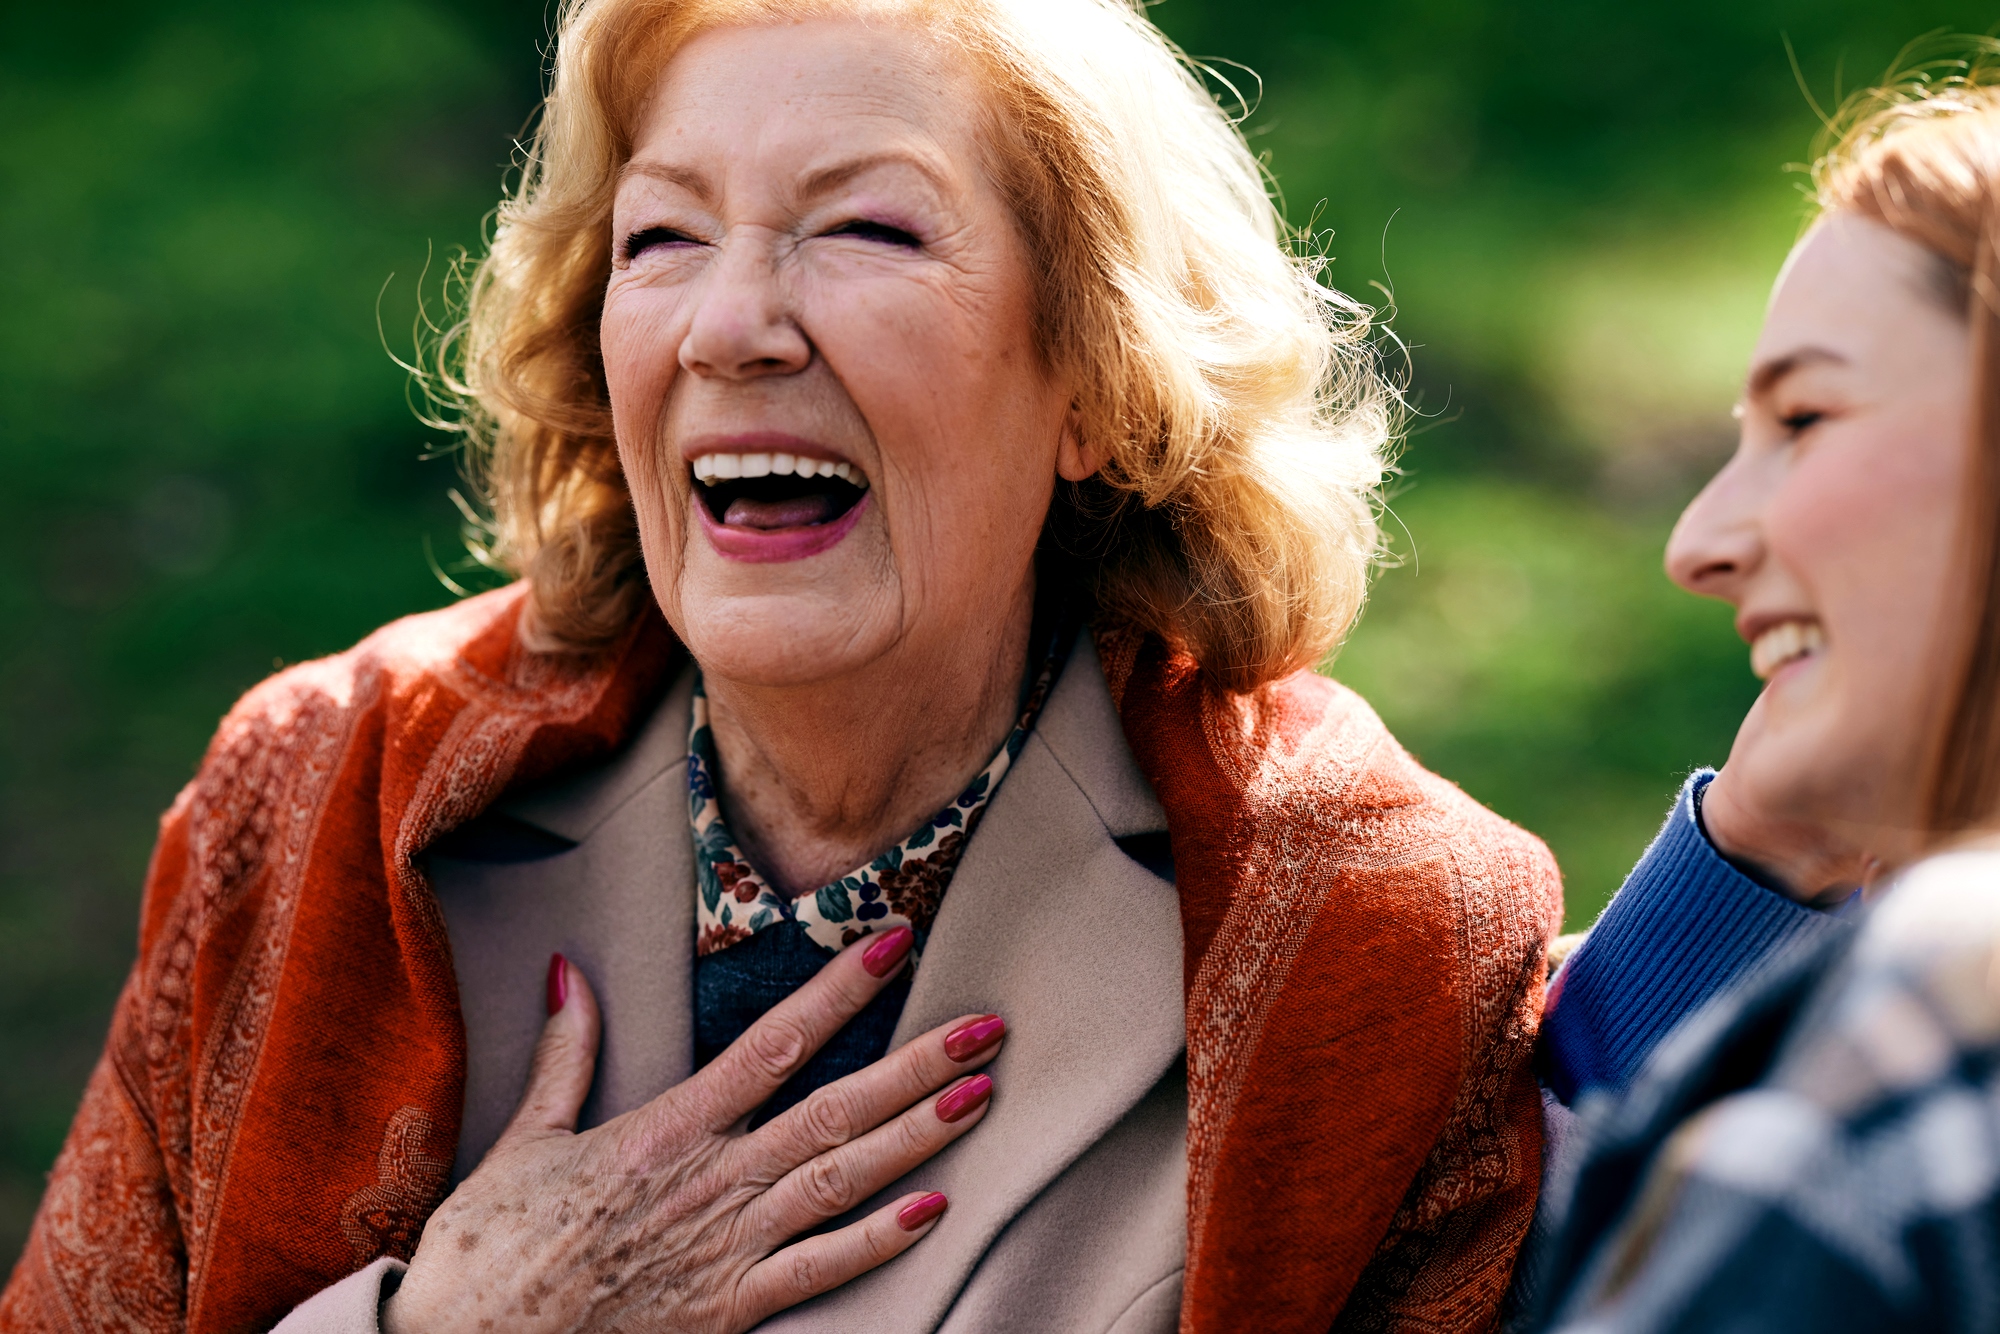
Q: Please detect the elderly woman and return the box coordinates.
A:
[0,1,1560,1331]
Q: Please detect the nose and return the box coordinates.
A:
[678,231,811,381]
[1664,444,1768,604]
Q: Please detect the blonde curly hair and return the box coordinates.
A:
[439,0,1392,692]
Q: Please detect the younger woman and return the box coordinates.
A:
[1524,54,2000,1331]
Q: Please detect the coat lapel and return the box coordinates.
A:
[758,637,1185,1332]
[432,663,698,1178]
[441,641,1183,1333]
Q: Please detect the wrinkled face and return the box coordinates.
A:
[1666,212,1975,859]
[602,20,1076,688]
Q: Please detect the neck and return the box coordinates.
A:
[702,598,1037,897]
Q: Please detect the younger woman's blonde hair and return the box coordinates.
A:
[442,0,1392,692]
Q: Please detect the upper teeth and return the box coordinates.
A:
[1749,620,1825,680]
[690,453,865,486]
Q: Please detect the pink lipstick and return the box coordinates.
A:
[692,488,870,562]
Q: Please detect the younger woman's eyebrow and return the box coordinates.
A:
[1746,345,1848,398]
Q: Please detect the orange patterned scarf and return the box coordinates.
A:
[2,586,1560,1333]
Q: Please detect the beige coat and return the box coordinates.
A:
[277,638,1189,1333]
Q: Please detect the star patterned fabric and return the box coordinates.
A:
[689,633,1064,960]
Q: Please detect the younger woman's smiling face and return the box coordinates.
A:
[1667,212,1975,876]
[600,20,1084,690]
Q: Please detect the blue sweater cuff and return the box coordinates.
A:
[1540,771,1854,1104]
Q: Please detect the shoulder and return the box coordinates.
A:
[175,584,677,891]
[1283,670,1549,846]
[169,587,539,855]
[213,584,532,749]
[1107,631,1562,970]
[1780,849,2000,1085]
[148,586,541,923]
[1223,664,1563,931]
[1547,855,2000,1327]
[141,583,677,947]
[1272,672,1566,989]
[207,583,679,786]
[1858,846,2000,963]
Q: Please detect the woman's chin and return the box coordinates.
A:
[670,591,902,689]
[1732,703,1918,844]
[1751,652,1835,737]
[652,498,905,687]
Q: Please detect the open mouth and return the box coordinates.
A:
[1749,619,1824,681]
[692,452,869,531]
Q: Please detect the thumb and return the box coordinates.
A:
[498,953,602,1143]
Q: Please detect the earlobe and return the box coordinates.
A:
[1055,408,1102,482]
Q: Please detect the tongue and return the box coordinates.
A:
[722,493,841,530]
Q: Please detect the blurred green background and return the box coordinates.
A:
[1,0,1990,1260]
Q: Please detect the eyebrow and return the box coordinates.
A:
[615,150,952,206]
[797,150,951,200]
[1745,346,1849,398]
[618,160,712,198]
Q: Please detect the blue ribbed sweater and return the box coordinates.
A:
[1539,770,1856,1104]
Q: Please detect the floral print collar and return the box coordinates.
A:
[689,633,1065,959]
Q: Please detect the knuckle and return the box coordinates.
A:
[742,1017,808,1080]
[787,1247,825,1297]
[799,1154,854,1216]
[799,1086,858,1148]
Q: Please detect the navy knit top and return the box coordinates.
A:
[1539,770,1857,1104]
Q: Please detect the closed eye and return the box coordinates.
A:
[825,219,921,248]
[1780,410,1824,437]
[623,226,701,260]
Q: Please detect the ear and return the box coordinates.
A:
[1055,406,1102,482]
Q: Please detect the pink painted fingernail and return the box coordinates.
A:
[943,1015,1005,1062]
[897,1191,949,1231]
[862,926,915,978]
[936,1074,993,1124]
[546,953,569,1016]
